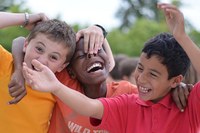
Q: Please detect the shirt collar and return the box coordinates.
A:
[136,93,173,109]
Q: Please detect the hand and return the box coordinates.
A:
[76,25,104,54]
[22,60,59,93]
[172,82,193,112]
[157,3,185,39]
[25,13,49,30]
[8,69,27,104]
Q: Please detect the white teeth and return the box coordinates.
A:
[139,86,149,93]
[87,63,102,72]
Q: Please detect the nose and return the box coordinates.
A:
[37,55,48,66]
[137,72,147,84]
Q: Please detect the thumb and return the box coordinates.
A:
[31,59,45,71]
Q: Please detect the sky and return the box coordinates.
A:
[25,0,200,31]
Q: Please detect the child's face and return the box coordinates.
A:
[134,53,177,103]
[70,38,110,85]
[23,33,69,73]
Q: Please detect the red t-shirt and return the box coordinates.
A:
[98,81,200,133]
[49,70,137,133]
[48,70,138,133]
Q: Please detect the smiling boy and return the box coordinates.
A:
[21,3,200,133]
[0,19,76,133]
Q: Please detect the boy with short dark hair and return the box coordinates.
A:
[22,3,200,133]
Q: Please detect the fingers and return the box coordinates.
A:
[8,81,27,104]
[22,62,34,85]
[76,26,104,54]
[177,86,187,108]
[157,3,181,15]
[88,33,95,54]
[172,88,184,112]
[83,32,90,53]
[186,84,194,92]
[9,85,26,97]
[39,13,49,21]
[8,91,27,104]
[94,35,104,54]
[31,59,45,71]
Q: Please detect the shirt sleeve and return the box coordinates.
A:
[96,94,131,132]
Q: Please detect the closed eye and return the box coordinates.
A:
[150,72,158,78]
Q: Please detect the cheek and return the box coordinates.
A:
[133,71,138,80]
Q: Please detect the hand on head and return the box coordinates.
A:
[76,25,104,54]
[25,13,49,30]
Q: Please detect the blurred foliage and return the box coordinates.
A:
[0,0,200,57]
[115,0,181,30]
[107,18,168,56]
[0,0,30,51]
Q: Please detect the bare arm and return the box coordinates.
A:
[23,59,104,119]
[54,81,104,119]
[175,35,200,74]
[158,3,200,74]
[12,37,26,69]
[103,39,115,71]
[0,12,48,29]
[8,37,26,104]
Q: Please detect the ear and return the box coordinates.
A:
[57,62,69,73]
[23,39,29,52]
[170,75,184,88]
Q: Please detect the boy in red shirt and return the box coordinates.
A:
[22,3,200,133]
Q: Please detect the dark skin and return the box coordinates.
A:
[68,37,110,98]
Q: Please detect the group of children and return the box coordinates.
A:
[1,3,200,133]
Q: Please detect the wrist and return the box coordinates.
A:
[94,24,107,38]
[20,12,29,28]
[52,80,63,95]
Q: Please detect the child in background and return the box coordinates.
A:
[118,57,139,84]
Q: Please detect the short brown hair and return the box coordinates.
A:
[27,19,76,62]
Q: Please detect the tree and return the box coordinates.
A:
[0,0,30,51]
[115,0,182,30]
[107,18,168,56]
[0,0,14,11]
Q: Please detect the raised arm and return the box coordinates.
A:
[158,3,200,74]
[0,12,48,29]
[23,59,104,119]
[103,39,115,71]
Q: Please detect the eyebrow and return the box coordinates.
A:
[149,69,161,76]
[138,62,162,76]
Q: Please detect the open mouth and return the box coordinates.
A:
[87,62,103,73]
[32,64,36,70]
[32,64,39,71]
[139,86,152,94]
